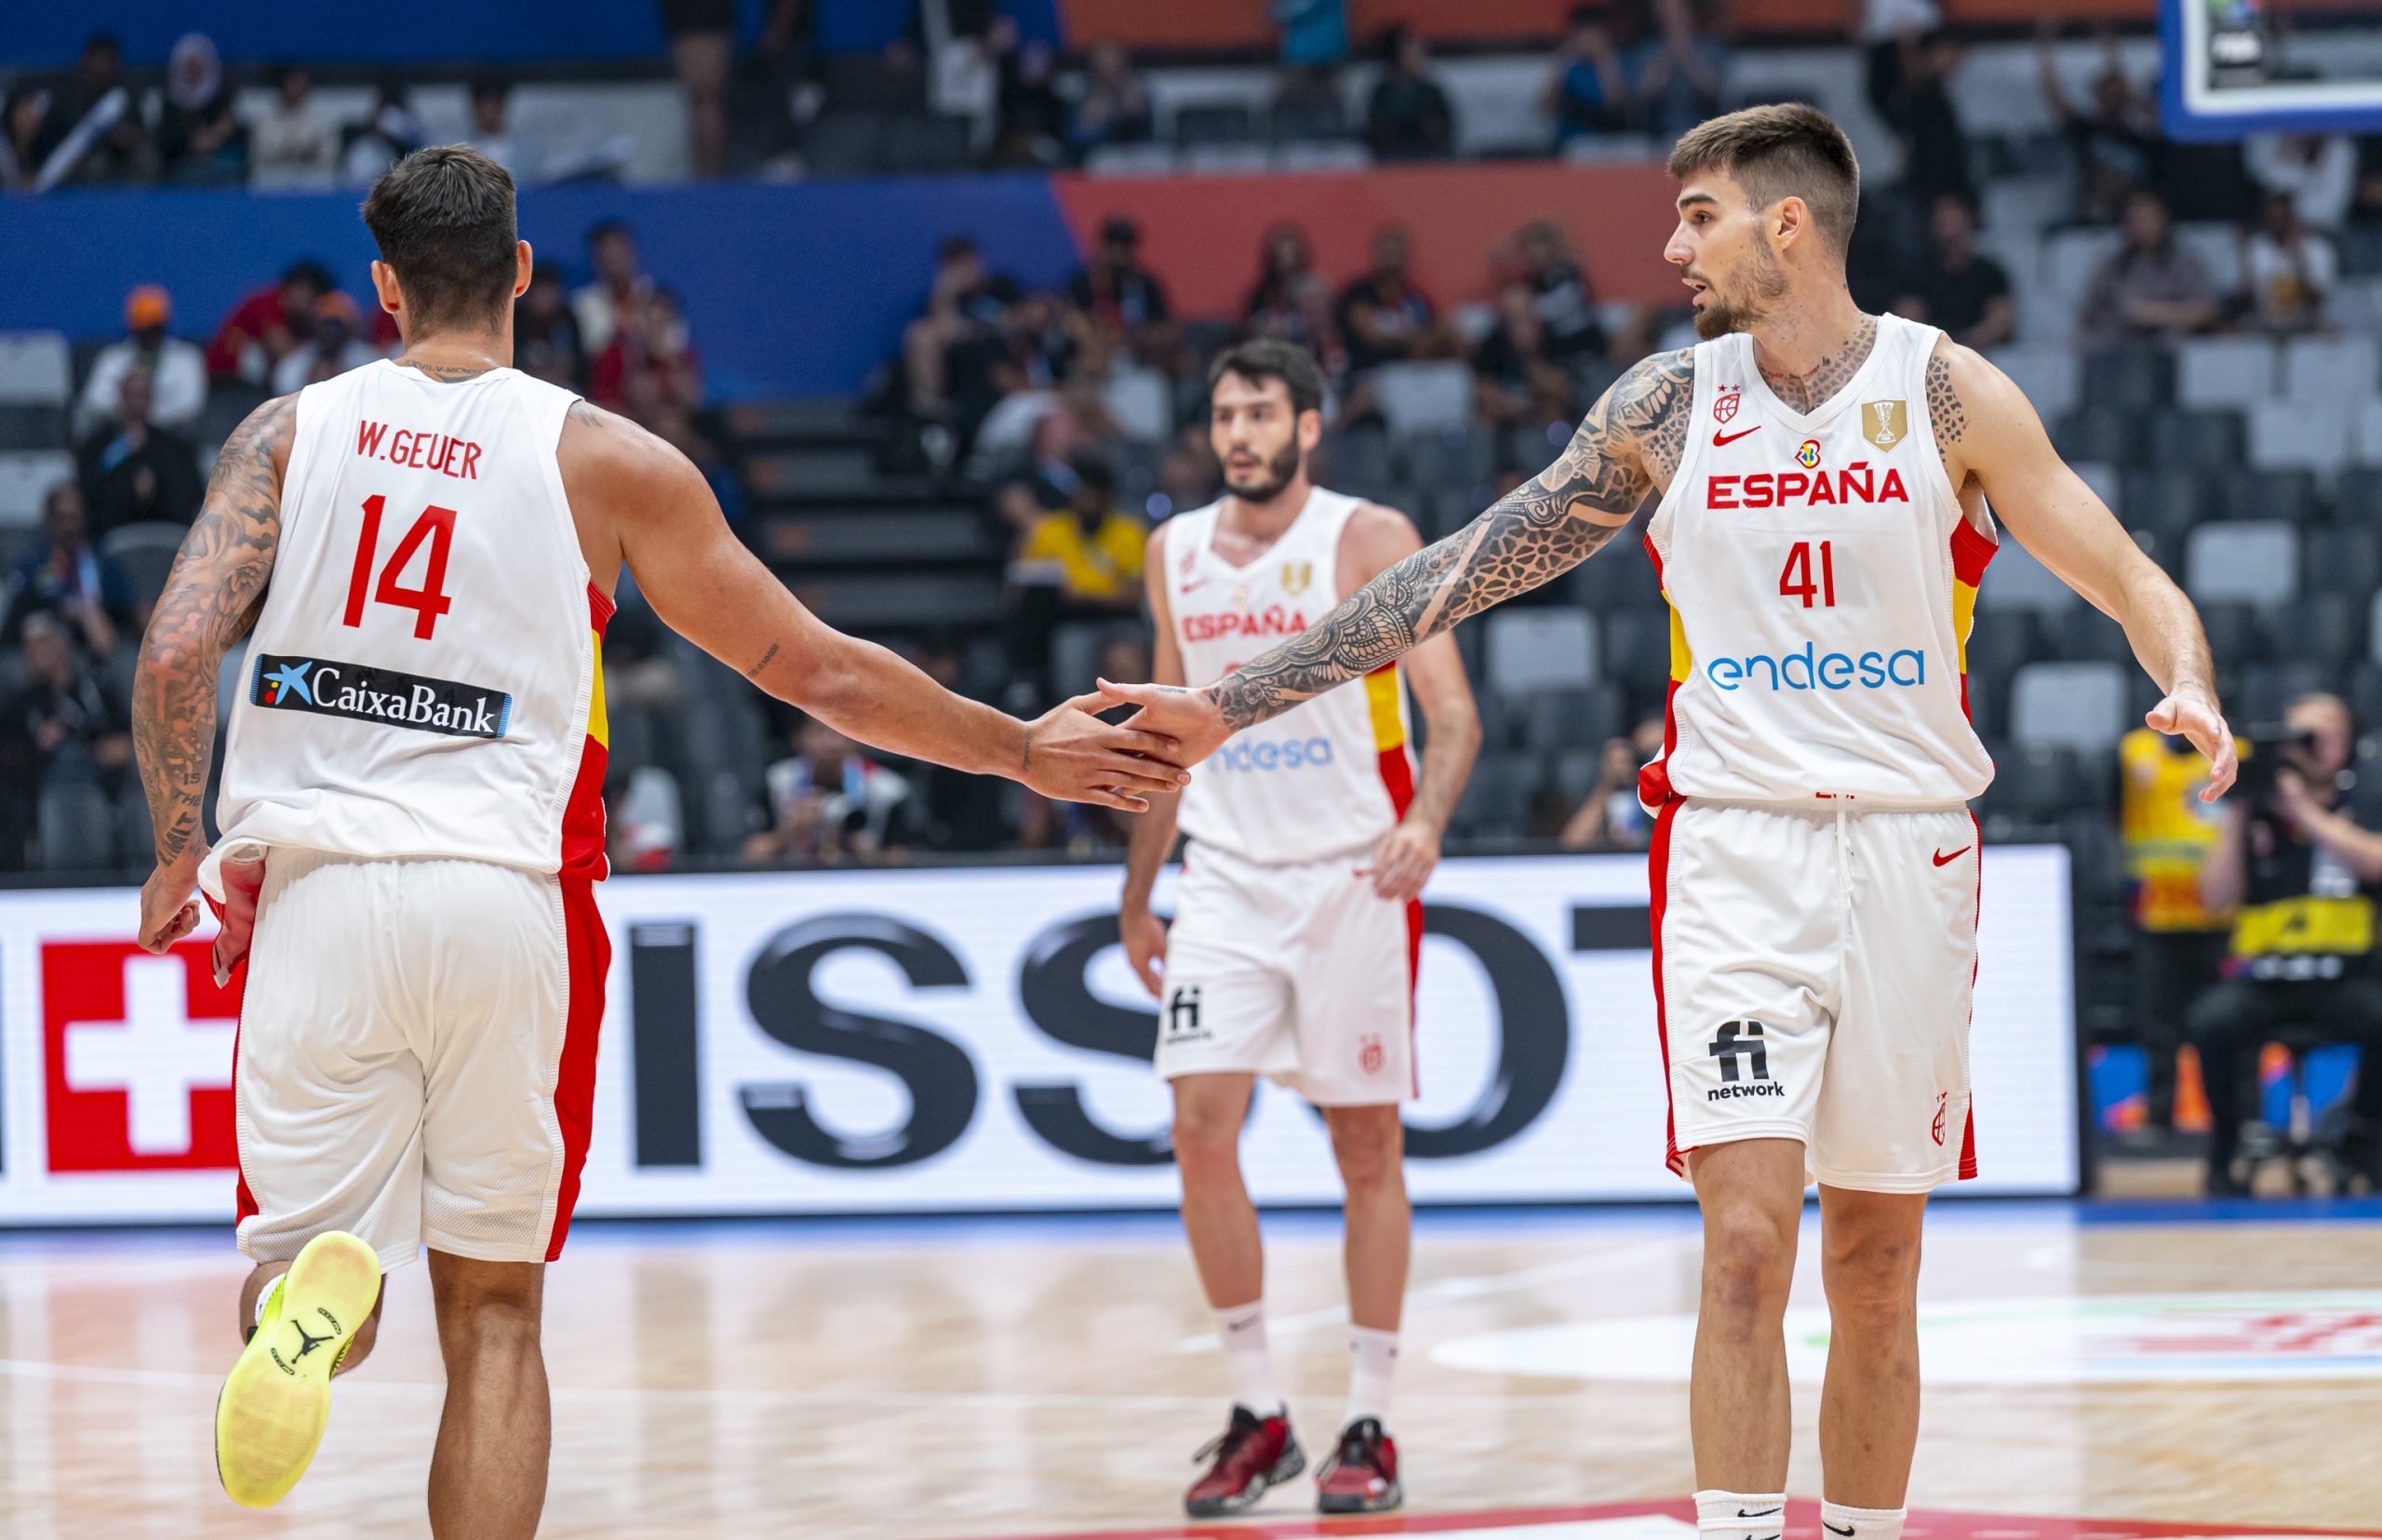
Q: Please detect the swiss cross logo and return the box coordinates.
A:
[43,941,240,1172]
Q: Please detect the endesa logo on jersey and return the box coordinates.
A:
[1181,605,1308,644]
[252,653,512,739]
[1706,462,1910,510]
[1211,736,1336,772]
[1706,641,1929,692]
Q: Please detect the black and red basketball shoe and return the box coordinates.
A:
[1315,1416,1401,1514]
[1183,1405,1304,1517]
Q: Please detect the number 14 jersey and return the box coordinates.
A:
[1641,314,1998,810]
[206,361,609,900]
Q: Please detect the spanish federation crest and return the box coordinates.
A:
[1713,383,1741,425]
[1279,560,1313,596]
[1864,399,1908,451]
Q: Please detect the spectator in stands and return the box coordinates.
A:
[2239,189,2336,335]
[272,291,380,394]
[2081,189,2219,341]
[662,0,736,177]
[0,612,134,820]
[249,66,340,190]
[1155,421,1224,519]
[572,220,655,355]
[157,33,245,187]
[75,285,207,438]
[1627,0,1726,142]
[4,483,138,656]
[2246,132,2357,234]
[1474,281,1575,429]
[1514,220,1607,360]
[1243,221,1339,368]
[1366,25,1456,161]
[1275,0,1350,69]
[1543,6,1632,146]
[3,89,43,189]
[1066,217,1173,363]
[1559,716,1666,851]
[1336,224,1460,373]
[207,260,332,382]
[1010,457,1146,611]
[2039,21,2163,226]
[76,368,202,536]
[25,32,155,190]
[744,717,916,866]
[1891,192,2015,349]
[2120,724,2235,1134]
[2190,693,2382,1195]
[1868,23,1971,207]
[1069,41,1154,161]
[340,80,425,186]
[1018,630,1149,854]
[993,33,1070,168]
[515,262,587,389]
[903,235,1014,424]
[593,288,707,446]
[466,79,521,176]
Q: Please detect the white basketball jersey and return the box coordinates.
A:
[1642,315,1997,809]
[1165,488,1413,865]
[202,360,610,901]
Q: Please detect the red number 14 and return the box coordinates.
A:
[1779,540,1836,609]
[343,494,458,639]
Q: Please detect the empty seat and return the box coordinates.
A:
[1448,753,1534,839]
[2118,466,2206,539]
[2079,347,2172,413]
[2043,229,2123,315]
[1519,682,1624,751]
[2290,589,2364,666]
[2054,406,2140,465]
[2305,522,2382,596]
[2248,400,2353,475]
[1316,427,1395,502]
[37,782,114,871]
[2208,466,2319,523]
[2282,335,2379,401]
[1173,101,1256,145]
[0,332,72,408]
[1372,362,1474,435]
[2175,336,2279,411]
[1101,367,1171,443]
[1483,609,1599,695]
[1401,425,1492,496]
[0,404,66,451]
[2053,602,2137,665]
[2355,400,2382,467]
[1269,94,1348,142]
[2185,521,2300,607]
[1976,538,2078,614]
[1986,346,2079,421]
[2198,602,2268,667]
[2010,661,2128,755]
[2175,221,2244,296]
[1987,743,2083,823]
[2144,408,2245,472]
[0,450,73,528]
[881,114,973,174]
[2070,460,2121,513]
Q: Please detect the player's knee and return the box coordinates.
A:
[1700,1205,1795,1320]
[1821,1225,1921,1320]
[1326,1111,1404,1196]
[1170,1106,1243,1179]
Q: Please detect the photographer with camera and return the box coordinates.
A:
[2189,692,2382,1194]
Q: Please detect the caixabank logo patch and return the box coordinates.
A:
[42,939,238,1172]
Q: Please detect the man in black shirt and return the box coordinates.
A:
[1892,192,2014,348]
[1365,26,1455,160]
[2188,693,2382,1194]
[1065,217,1174,367]
[1335,225,1457,374]
[75,366,203,534]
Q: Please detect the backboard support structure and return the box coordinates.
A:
[2162,0,2382,141]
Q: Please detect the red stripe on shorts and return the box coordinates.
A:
[1404,893,1424,1097]
[545,875,610,1261]
[1649,797,1686,1177]
[1960,808,1982,1182]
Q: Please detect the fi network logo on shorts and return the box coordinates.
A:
[42,940,240,1172]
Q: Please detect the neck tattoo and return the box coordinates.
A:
[395,356,496,382]
[1759,314,1877,414]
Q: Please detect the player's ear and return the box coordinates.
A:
[513,239,533,300]
[368,259,403,320]
[1297,407,1324,455]
[1773,194,1807,253]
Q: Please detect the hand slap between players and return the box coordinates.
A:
[2147,689,2238,802]
[1094,678,1233,768]
[1022,692,1192,811]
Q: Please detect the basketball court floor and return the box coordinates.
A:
[1,1199,2377,1538]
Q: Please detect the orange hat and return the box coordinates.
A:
[125,284,171,328]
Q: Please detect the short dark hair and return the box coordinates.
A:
[1208,339,1325,418]
[586,217,634,249]
[281,259,334,293]
[1666,103,1861,261]
[361,145,520,335]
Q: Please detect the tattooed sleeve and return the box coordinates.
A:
[132,395,294,864]
[1210,349,1694,732]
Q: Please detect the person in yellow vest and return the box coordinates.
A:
[2190,693,2382,1195]
[2119,723,2237,1132]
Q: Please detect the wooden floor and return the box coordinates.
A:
[2,1203,2379,1539]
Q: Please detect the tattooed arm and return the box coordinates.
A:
[132,395,295,950]
[1932,339,2236,798]
[1100,349,1693,761]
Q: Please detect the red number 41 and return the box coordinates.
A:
[343,495,458,639]
[1778,540,1837,609]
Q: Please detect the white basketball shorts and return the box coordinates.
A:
[1653,799,1980,1193]
[232,849,609,1271]
[1154,840,1420,1106]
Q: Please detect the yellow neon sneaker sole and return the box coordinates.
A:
[214,1231,381,1509]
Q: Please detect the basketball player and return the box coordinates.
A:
[1103,105,2237,1540]
[129,146,1186,1535]
[1120,341,1479,1517]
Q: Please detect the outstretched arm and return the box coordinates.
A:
[1934,341,2237,798]
[133,394,296,950]
[1101,349,1693,760]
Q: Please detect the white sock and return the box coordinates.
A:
[1819,1501,1906,1539]
[1215,1300,1280,1416]
[253,1275,283,1329]
[1695,1490,1788,1539]
[1344,1325,1398,1428]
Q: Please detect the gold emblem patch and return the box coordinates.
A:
[1279,561,1313,596]
[1864,399,1908,451]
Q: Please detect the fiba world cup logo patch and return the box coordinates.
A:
[1358,1034,1385,1076]
[1795,438,1822,469]
[1713,382,1741,424]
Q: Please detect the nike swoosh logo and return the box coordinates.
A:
[1712,425,1761,446]
[1825,1524,1857,1537]
[1932,846,1972,867]
[1738,1509,1782,1519]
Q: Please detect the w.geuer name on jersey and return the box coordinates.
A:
[250,653,513,740]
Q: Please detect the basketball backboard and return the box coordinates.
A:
[2162,0,2382,140]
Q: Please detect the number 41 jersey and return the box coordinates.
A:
[204,360,609,901]
[1641,315,1998,809]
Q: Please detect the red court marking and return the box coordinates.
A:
[985,1500,2382,1540]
